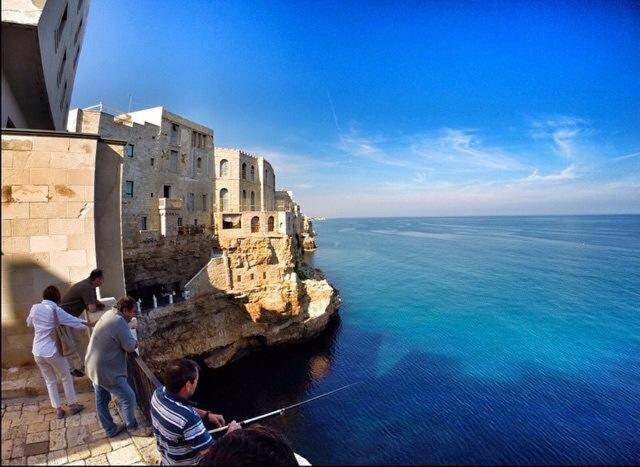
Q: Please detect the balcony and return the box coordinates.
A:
[158,197,183,210]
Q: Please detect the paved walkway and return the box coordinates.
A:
[1,391,160,465]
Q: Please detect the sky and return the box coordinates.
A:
[71,0,640,217]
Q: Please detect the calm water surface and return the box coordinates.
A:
[197,215,640,464]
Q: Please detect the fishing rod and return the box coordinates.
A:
[208,381,362,435]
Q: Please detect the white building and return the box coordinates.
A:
[1,0,89,130]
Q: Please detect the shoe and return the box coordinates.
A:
[127,426,152,437]
[56,408,66,419]
[68,403,84,415]
[107,424,126,438]
[71,369,85,378]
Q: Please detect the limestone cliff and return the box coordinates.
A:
[301,216,317,251]
[136,233,340,371]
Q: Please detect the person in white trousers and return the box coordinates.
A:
[26,285,94,419]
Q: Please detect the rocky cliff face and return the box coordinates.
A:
[301,217,317,251]
[137,233,340,371]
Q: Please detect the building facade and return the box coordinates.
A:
[68,106,215,240]
[2,0,89,130]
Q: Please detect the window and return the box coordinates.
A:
[150,158,154,166]
[170,150,178,172]
[125,143,134,158]
[250,191,256,210]
[202,194,207,211]
[125,181,134,197]
[267,216,274,232]
[251,165,255,181]
[177,217,183,227]
[55,5,68,51]
[251,216,260,233]
[222,214,241,229]
[196,157,202,170]
[57,51,66,86]
[170,123,179,145]
[150,192,154,197]
[219,188,229,211]
[236,275,241,283]
[74,17,83,45]
[242,190,247,210]
[250,274,254,281]
[219,159,229,177]
[163,185,171,198]
[59,82,67,111]
[263,272,267,279]
[73,45,80,69]
[141,217,147,230]
[194,219,198,226]
[242,163,247,180]
[187,193,195,212]
[191,131,196,147]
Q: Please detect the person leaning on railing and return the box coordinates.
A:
[26,285,95,419]
[84,296,152,438]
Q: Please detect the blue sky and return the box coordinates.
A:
[72,0,640,217]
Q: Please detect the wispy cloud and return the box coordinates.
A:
[520,165,577,182]
[530,115,591,160]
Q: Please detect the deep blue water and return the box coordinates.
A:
[197,215,640,464]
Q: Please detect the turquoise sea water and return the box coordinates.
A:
[198,215,640,464]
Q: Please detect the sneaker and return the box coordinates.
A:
[56,408,66,419]
[70,369,85,378]
[127,426,152,437]
[68,403,84,416]
[107,424,126,438]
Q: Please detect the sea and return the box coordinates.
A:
[196,215,640,464]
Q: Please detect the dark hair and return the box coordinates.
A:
[89,269,103,281]
[204,424,297,466]
[164,359,199,394]
[42,285,61,304]
[115,296,136,313]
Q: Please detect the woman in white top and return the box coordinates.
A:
[26,285,93,419]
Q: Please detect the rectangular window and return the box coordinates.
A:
[74,17,83,45]
[55,5,68,51]
[57,51,66,86]
[72,45,80,69]
[202,194,207,211]
[191,131,196,147]
[125,143,134,157]
[194,219,198,226]
[187,192,195,212]
[150,157,154,166]
[170,150,178,173]
[125,181,134,197]
[177,217,183,227]
[163,185,171,198]
[141,216,147,230]
[150,192,154,197]
[170,123,179,145]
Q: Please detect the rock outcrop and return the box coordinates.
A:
[137,233,340,371]
[301,216,317,251]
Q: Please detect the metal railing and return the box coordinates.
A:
[126,353,162,422]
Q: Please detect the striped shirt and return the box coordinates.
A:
[150,387,213,465]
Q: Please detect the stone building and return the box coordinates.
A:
[2,0,89,130]
[67,105,215,239]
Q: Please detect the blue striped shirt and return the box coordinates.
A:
[150,387,213,465]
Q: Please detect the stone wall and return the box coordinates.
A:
[1,131,126,367]
[123,232,217,291]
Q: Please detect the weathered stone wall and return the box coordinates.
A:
[1,131,126,367]
[123,232,217,291]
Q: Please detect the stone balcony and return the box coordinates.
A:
[158,197,182,210]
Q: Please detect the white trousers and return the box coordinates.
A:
[34,353,78,408]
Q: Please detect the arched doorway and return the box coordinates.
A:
[267,216,274,232]
[251,216,260,233]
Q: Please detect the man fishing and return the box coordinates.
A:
[150,358,241,465]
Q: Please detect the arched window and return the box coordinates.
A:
[220,188,229,211]
[251,216,260,233]
[219,159,229,177]
[267,216,274,232]
[251,165,255,181]
[242,162,247,180]
[250,191,256,210]
[242,190,247,210]
[196,157,202,171]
